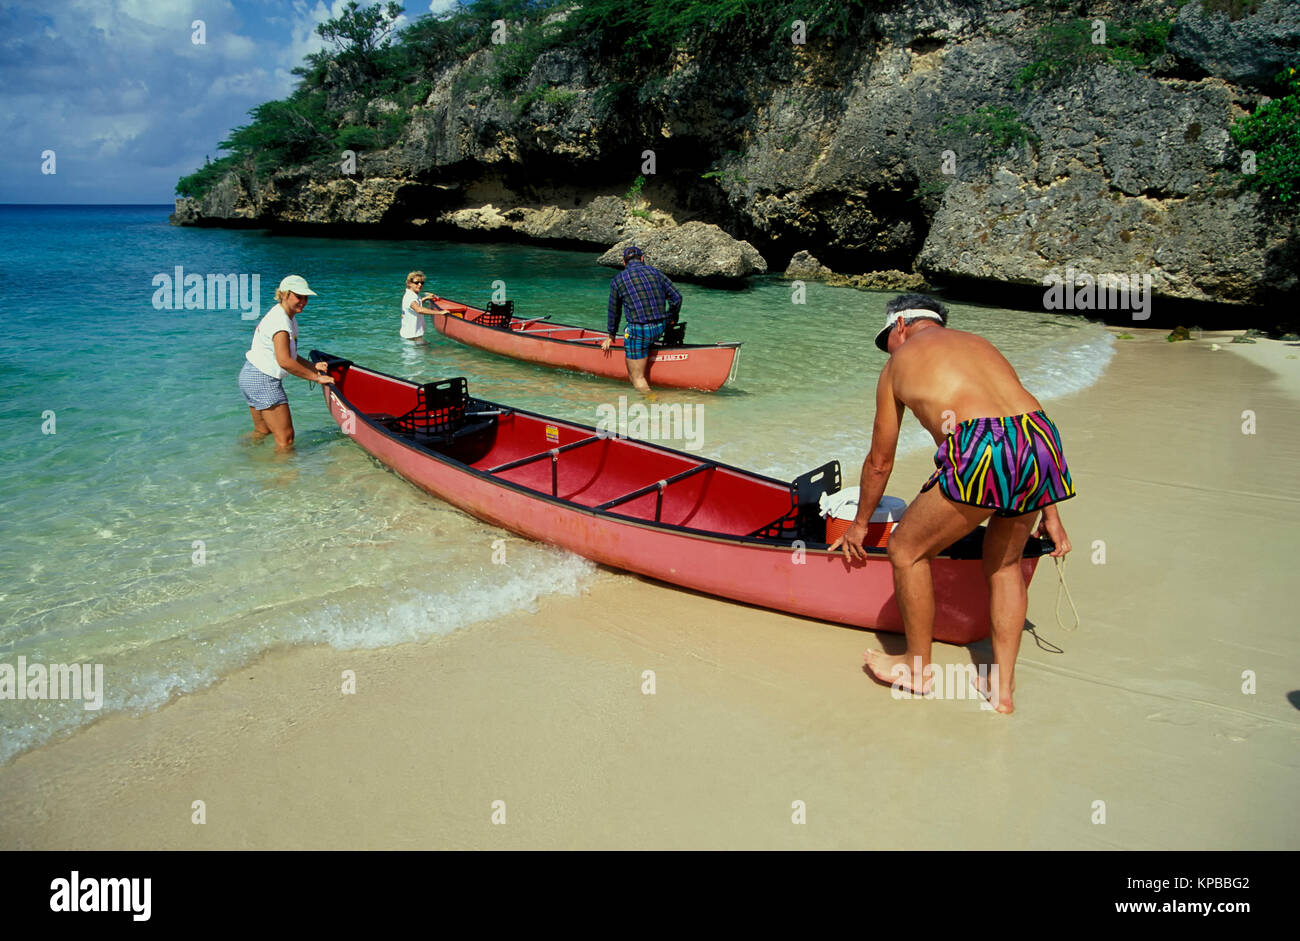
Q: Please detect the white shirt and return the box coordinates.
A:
[245,305,297,379]
[400,288,425,339]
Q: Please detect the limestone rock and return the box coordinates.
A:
[169,198,201,225]
[437,196,674,244]
[826,270,931,292]
[784,251,832,279]
[1168,0,1300,89]
[598,223,768,282]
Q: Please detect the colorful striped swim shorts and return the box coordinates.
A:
[921,410,1075,517]
[238,360,289,410]
[623,320,666,360]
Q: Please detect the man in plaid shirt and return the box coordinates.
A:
[601,246,683,393]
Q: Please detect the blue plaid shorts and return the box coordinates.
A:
[623,320,666,360]
[238,360,289,409]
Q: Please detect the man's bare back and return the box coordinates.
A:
[883,325,1044,444]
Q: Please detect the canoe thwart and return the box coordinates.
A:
[486,434,605,475]
[595,461,719,522]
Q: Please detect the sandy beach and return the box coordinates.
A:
[2,328,1297,850]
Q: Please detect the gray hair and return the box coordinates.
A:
[885,293,948,325]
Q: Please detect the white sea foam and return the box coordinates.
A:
[0,550,595,765]
[286,551,594,650]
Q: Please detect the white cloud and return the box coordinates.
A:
[219,33,259,60]
[0,0,423,201]
[117,0,205,29]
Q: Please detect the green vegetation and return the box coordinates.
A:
[698,149,749,187]
[623,174,646,202]
[568,0,876,73]
[1230,65,1300,205]
[942,104,1037,153]
[175,0,885,200]
[1015,17,1173,89]
[512,84,579,114]
[908,176,953,203]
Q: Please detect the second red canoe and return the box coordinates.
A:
[427,297,741,392]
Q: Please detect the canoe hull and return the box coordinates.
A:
[318,360,1041,644]
[430,305,740,392]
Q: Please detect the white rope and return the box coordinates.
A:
[1053,555,1081,632]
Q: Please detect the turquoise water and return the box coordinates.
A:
[0,205,1114,762]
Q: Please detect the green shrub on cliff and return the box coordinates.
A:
[220,95,337,171]
[1015,17,1172,88]
[1230,65,1300,205]
[570,0,877,70]
[942,105,1037,154]
[176,156,238,200]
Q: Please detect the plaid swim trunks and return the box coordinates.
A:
[238,360,289,410]
[921,410,1075,517]
[623,320,666,360]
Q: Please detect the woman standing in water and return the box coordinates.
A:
[237,275,333,452]
[400,270,439,341]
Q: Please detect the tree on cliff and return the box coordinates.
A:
[311,1,404,89]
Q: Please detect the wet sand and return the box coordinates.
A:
[2,329,1297,849]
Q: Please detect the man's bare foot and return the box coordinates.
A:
[975,671,1015,714]
[864,650,932,696]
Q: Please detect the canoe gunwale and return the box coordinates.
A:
[452,313,739,353]
[434,299,742,353]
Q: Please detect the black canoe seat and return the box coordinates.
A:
[474,300,514,329]
[380,379,503,453]
[655,321,687,347]
[388,377,467,436]
[748,460,841,542]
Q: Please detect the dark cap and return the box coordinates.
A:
[622,246,643,261]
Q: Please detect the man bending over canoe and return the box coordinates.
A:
[600,246,682,393]
[830,294,1074,713]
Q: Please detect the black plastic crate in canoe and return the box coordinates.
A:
[390,378,468,436]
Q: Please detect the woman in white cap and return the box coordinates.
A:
[237,274,334,451]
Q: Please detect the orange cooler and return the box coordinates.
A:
[821,489,906,546]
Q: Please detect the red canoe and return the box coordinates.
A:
[310,351,1049,644]
[425,297,741,392]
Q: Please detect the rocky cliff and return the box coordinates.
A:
[173,0,1299,315]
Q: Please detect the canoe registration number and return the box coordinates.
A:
[654,353,688,362]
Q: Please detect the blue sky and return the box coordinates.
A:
[0,0,458,203]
